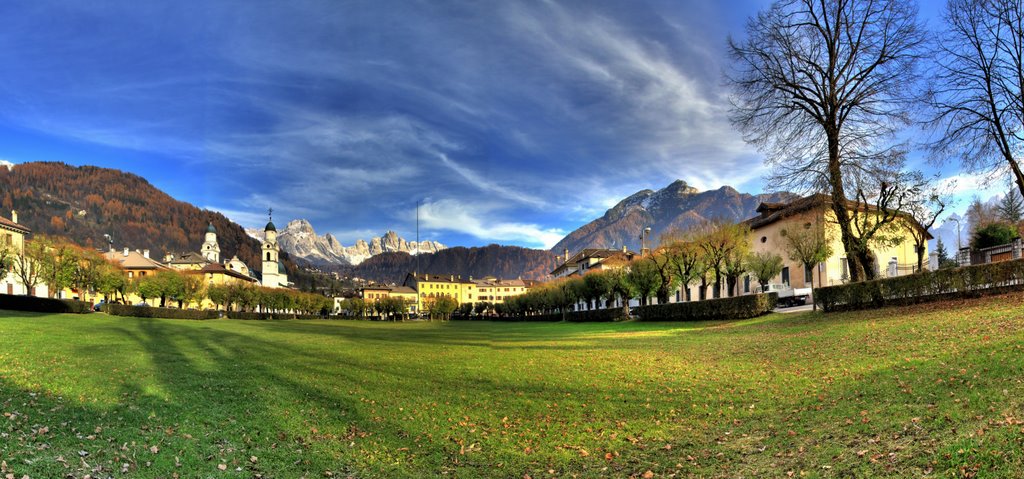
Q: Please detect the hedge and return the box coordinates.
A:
[493,308,628,322]
[227,312,324,320]
[814,258,1024,312]
[0,293,93,314]
[633,293,779,322]
[101,304,219,320]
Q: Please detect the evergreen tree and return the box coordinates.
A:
[997,189,1024,223]
[935,238,949,264]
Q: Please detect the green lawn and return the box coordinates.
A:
[1,294,1023,478]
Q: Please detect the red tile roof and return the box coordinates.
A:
[0,216,30,234]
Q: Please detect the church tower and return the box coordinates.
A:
[261,208,287,288]
[202,222,220,263]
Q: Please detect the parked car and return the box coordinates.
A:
[93,300,106,312]
[760,284,811,307]
[135,301,150,307]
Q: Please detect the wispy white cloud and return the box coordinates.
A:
[419,199,565,249]
[202,206,270,229]
[436,153,547,208]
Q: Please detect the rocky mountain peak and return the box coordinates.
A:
[552,180,793,254]
[247,221,446,267]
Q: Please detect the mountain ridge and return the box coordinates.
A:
[551,180,795,254]
[247,219,445,267]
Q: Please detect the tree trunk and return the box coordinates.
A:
[827,128,867,282]
[656,285,670,304]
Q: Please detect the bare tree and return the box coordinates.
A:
[904,181,948,272]
[929,0,1024,199]
[729,0,926,282]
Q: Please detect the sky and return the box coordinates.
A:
[0,0,1011,251]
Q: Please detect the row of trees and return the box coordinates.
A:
[728,0,1024,284]
[2,235,332,315]
[498,220,832,318]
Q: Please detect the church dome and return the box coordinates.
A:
[265,221,277,232]
[206,222,217,234]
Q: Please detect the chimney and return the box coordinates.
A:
[622,245,627,253]
[450,275,454,282]
[563,248,569,262]
[123,247,129,257]
[10,210,16,224]
[143,249,150,259]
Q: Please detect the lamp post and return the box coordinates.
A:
[948,216,963,266]
[641,227,652,257]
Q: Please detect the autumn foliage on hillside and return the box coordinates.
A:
[0,162,296,279]
[352,244,558,283]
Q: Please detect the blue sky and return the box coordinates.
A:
[0,0,1008,250]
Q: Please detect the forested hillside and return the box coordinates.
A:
[0,162,310,285]
[351,244,558,283]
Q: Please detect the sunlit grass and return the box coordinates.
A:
[1,293,1023,478]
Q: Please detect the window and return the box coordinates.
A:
[4,234,10,246]
[128,271,134,278]
[840,258,849,280]
[760,236,767,243]
[744,275,750,293]
[266,252,271,261]
[804,264,813,283]
[781,267,789,286]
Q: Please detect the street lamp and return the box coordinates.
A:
[948,216,962,250]
[641,227,652,257]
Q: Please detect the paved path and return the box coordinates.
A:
[774,303,815,314]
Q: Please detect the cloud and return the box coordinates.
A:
[202,206,270,230]
[419,199,565,249]
[436,153,547,208]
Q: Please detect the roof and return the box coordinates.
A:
[472,278,527,287]
[188,262,257,282]
[169,251,209,265]
[206,222,217,234]
[743,193,934,239]
[404,273,474,285]
[551,248,637,276]
[0,215,30,234]
[389,286,417,295]
[103,250,170,270]
[265,221,277,232]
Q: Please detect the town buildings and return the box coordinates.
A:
[0,210,34,296]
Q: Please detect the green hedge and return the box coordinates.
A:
[101,304,219,320]
[227,312,323,320]
[494,308,628,322]
[0,293,93,314]
[633,293,779,321]
[814,258,1024,312]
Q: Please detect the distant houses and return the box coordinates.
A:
[1,209,290,306]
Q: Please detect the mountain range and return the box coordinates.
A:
[246,220,444,267]
[551,179,795,254]
[3,162,799,286]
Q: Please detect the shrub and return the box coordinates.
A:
[633,293,778,322]
[227,312,324,320]
[101,303,218,320]
[493,308,628,322]
[814,258,1024,312]
[0,294,93,314]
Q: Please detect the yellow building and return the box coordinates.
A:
[361,284,391,302]
[741,194,929,292]
[472,277,533,304]
[104,248,170,281]
[550,248,637,278]
[1,210,31,296]
[403,273,476,313]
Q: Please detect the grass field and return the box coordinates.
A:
[1,294,1023,478]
